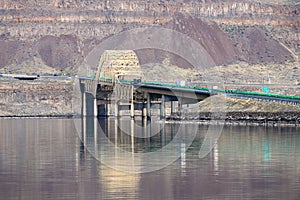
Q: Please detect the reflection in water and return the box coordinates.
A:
[213,144,219,175]
[181,143,186,176]
[82,117,199,173]
[84,117,176,153]
[0,118,300,199]
[262,138,271,162]
[98,165,140,200]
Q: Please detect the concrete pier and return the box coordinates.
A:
[160,95,165,119]
[171,101,175,114]
[94,98,98,117]
[147,93,151,119]
[178,98,183,113]
[114,101,119,117]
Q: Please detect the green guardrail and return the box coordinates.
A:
[224,89,300,100]
[99,77,112,81]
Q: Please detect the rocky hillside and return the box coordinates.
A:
[0,78,73,116]
[0,0,299,75]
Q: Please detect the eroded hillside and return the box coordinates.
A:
[0,0,299,77]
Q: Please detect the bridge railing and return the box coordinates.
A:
[222,89,300,101]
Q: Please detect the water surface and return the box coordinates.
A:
[0,118,299,199]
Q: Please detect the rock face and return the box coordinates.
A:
[0,0,299,73]
[0,78,73,116]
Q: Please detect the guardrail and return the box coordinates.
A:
[221,89,300,101]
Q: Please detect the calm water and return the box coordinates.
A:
[0,118,300,200]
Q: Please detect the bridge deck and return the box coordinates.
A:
[79,77,300,105]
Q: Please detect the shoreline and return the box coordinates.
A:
[163,120,300,127]
[0,114,74,119]
[1,111,299,126]
[166,111,300,126]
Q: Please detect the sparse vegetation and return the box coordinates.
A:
[197,95,300,113]
[0,56,59,75]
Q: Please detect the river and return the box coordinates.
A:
[0,118,299,200]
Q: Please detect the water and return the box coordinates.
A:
[1,118,300,200]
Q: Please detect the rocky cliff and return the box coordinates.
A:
[0,0,299,73]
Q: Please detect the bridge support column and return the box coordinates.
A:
[82,92,87,117]
[142,104,147,118]
[130,86,135,118]
[161,123,166,146]
[171,101,175,114]
[160,95,165,119]
[115,101,119,117]
[130,102,134,118]
[93,97,98,117]
[178,98,183,114]
[147,93,151,119]
[106,103,110,116]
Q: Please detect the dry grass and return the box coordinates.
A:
[194,94,300,113]
[0,56,59,75]
[141,60,299,86]
[201,61,299,85]
[141,59,199,82]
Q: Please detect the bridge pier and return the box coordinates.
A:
[130,101,134,119]
[82,92,98,117]
[171,101,175,114]
[160,94,166,119]
[106,103,111,116]
[178,98,183,114]
[147,93,151,119]
[114,101,119,117]
[82,92,87,117]
[81,92,98,117]
[93,97,98,117]
[142,104,147,118]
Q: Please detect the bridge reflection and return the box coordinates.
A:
[78,116,300,174]
[81,117,181,154]
[79,116,200,173]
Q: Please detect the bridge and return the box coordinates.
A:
[79,50,212,118]
[79,50,300,118]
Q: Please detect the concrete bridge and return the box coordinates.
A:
[78,50,300,118]
[79,50,212,118]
